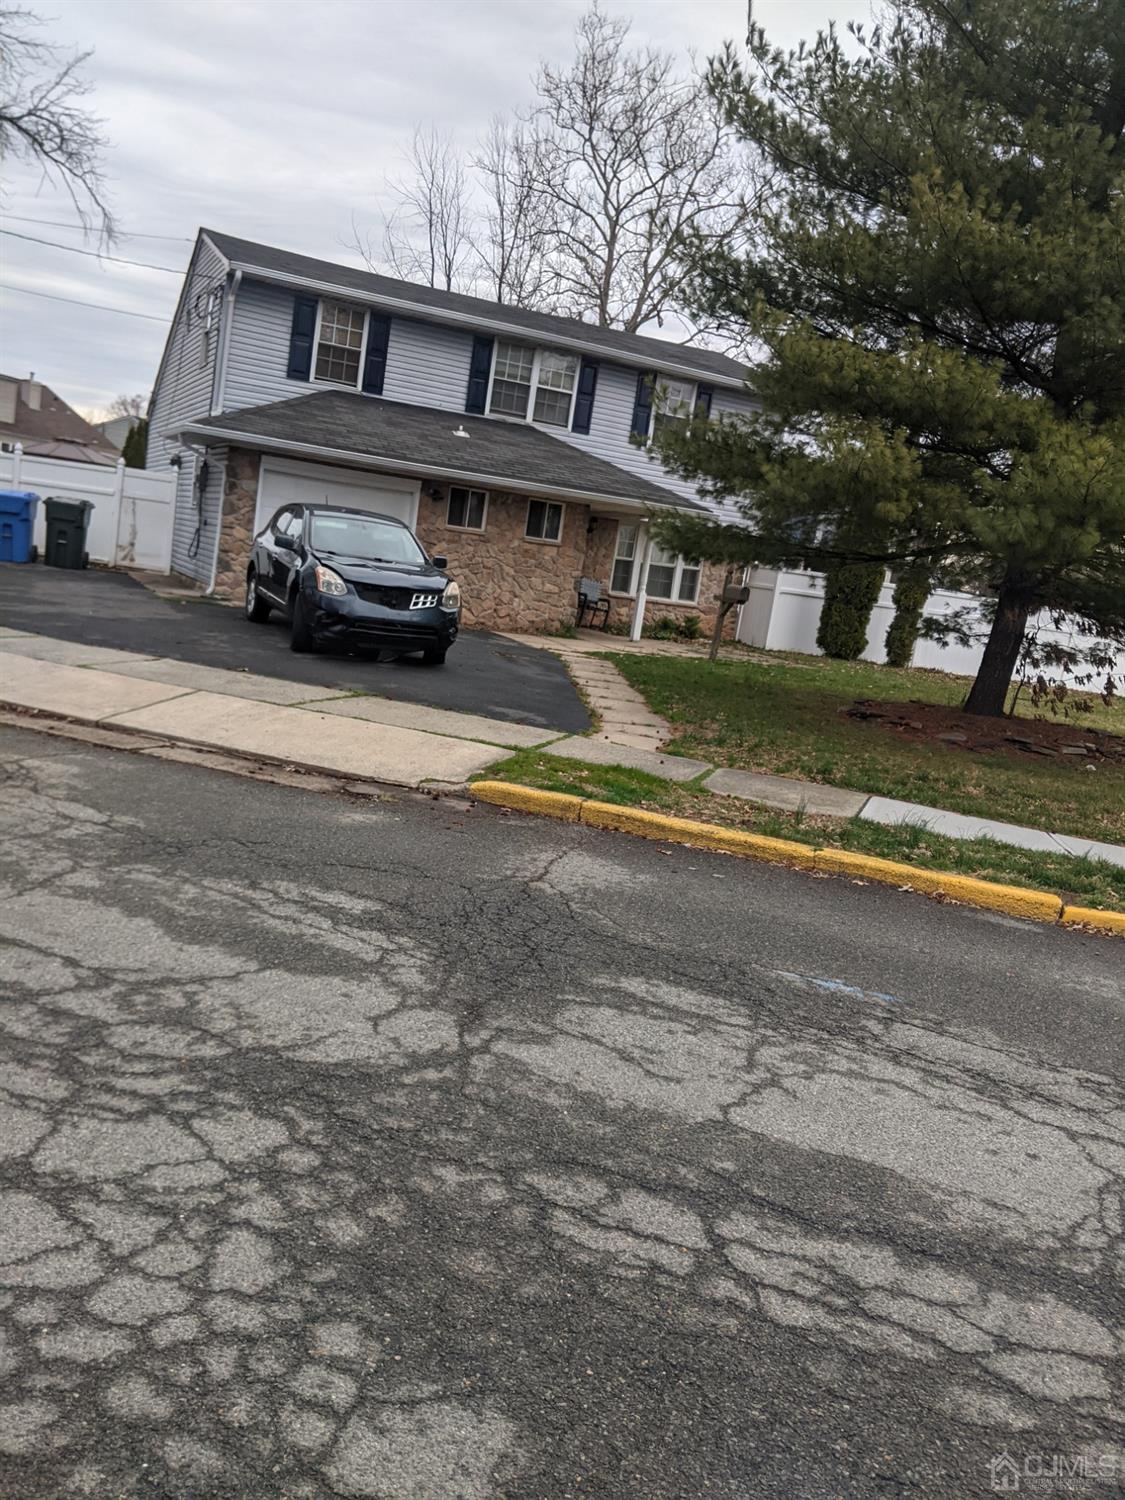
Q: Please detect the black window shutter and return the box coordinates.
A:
[695,384,714,419]
[631,371,655,437]
[362,313,391,394]
[287,294,318,380]
[465,335,495,413]
[571,359,599,434]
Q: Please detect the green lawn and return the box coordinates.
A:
[479,750,1125,912]
[606,653,1125,845]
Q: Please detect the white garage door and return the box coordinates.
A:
[255,458,420,537]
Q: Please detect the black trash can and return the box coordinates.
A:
[44,498,94,569]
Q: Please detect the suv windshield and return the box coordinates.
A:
[310,513,426,566]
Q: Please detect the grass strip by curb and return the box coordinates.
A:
[471,780,1125,936]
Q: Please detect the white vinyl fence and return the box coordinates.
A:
[0,445,175,573]
[738,568,1124,686]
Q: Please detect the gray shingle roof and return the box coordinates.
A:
[201,229,748,388]
[180,390,706,511]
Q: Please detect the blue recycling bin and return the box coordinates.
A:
[0,490,40,564]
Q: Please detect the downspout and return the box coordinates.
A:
[211,268,242,415]
[202,270,239,594]
[202,448,227,596]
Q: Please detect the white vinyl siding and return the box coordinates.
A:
[553,364,758,504]
[148,235,229,581]
[381,317,474,410]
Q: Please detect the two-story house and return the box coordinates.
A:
[149,229,755,635]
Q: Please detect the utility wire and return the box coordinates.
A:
[0,284,168,322]
[1,212,194,243]
[1,229,184,274]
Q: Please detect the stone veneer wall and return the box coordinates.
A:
[208,454,734,639]
[414,486,591,634]
[213,447,261,599]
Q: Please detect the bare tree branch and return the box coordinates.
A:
[0,5,115,243]
[354,126,477,293]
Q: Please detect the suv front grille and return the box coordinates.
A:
[354,584,439,610]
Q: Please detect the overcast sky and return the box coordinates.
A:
[1,0,847,418]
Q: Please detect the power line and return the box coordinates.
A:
[1,212,194,243]
[0,284,168,322]
[1,229,184,274]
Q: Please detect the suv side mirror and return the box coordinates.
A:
[431,554,448,569]
[275,532,297,552]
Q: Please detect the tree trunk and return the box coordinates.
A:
[963,587,1033,717]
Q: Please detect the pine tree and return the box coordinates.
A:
[121,419,147,469]
[652,0,1125,716]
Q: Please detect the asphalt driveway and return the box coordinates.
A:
[0,565,589,731]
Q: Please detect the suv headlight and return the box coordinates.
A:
[314,564,347,597]
[441,580,461,610]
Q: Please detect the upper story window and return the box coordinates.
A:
[489,342,578,428]
[315,302,366,386]
[650,378,697,439]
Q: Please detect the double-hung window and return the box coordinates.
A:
[525,499,564,542]
[489,343,578,428]
[650,378,697,439]
[611,523,700,602]
[646,543,701,602]
[315,302,366,386]
[447,487,487,531]
[611,523,640,593]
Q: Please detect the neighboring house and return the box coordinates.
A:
[148,229,756,633]
[0,373,119,466]
[96,415,136,450]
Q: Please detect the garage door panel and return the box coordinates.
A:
[255,460,419,535]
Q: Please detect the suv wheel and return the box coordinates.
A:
[245,570,271,622]
[421,645,447,666]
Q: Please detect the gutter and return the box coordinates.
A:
[175,421,708,516]
[225,260,748,392]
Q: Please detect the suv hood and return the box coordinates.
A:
[317,555,448,589]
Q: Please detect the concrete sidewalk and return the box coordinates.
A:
[2,628,1122,868]
[0,632,561,790]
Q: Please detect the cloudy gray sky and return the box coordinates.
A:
[1,0,846,417]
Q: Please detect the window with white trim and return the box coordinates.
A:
[650,378,697,439]
[646,543,701,603]
[447,486,487,531]
[489,342,578,428]
[611,522,639,593]
[525,499,564,542]
[315,302,366,386]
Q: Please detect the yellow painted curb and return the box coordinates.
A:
[469,781,1118,933]
[471,781,583,822]
[810,847,1064,922]
[1060,904,1125,936]
[578,800,818,867]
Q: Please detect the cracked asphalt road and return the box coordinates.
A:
[0,721,1121,1499]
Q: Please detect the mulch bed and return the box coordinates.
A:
[844,700,1125,765]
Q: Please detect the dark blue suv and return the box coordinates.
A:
[245,504,461,664]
